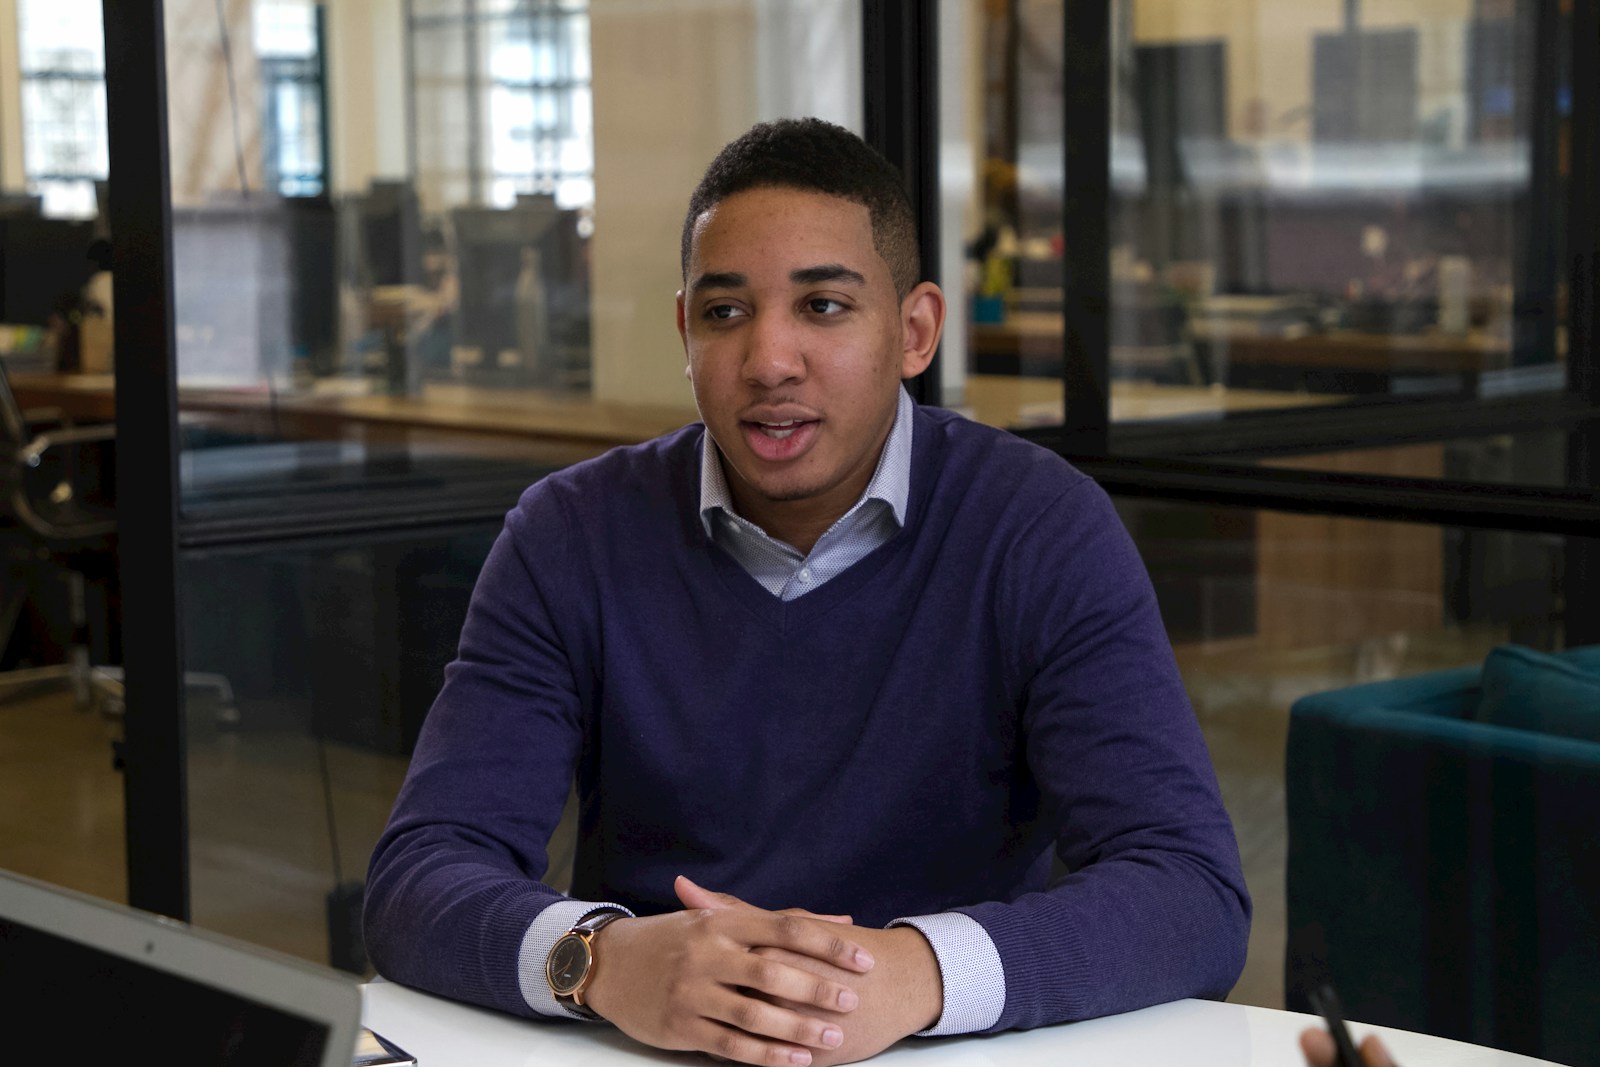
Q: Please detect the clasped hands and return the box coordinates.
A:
[580,876,942,1067]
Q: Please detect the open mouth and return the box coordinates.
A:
[741,417,819,460]
[753,419,809,440]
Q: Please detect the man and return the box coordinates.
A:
[364,118,1250,1067]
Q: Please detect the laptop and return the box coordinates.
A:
[0,867,362,1066]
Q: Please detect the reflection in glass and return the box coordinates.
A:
[949,0,1569,431]
[1119,499,1573,1013]
[152,0,862,969]
[16,0,109,218]
[1113,0,1556,404]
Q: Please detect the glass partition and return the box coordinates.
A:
[943,0,1572,446]
[1120,498,1576,1015]
[0,0,122,903]
[154,0,861,967]
[162,0,862,534]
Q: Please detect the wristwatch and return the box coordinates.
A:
[546,909,626,1015]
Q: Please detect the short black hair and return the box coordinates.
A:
[681,118,920,299]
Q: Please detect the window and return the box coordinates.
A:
[16,0,109,218]
[255,0,329,198]
[409,0,594,213]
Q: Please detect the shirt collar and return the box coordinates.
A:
[699,385,914,538]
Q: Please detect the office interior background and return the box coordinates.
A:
[1,1,1597,1063]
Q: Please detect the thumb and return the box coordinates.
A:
[675,874,745,911]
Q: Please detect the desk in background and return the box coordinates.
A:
[361,981,1562,1067]
[7,372,699,467]
[13,372,1349,454]
[11,370,1434,658]
[971,310,1511,393]
[960,374,1345,428]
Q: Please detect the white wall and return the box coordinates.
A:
[587,0,862,408]
[164,0,265,205]
[0,0,24,190]
[324,0,409,195]
[939,0,985,406]
[1132,0,1476,142]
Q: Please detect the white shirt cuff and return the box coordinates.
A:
[517,899,635,1019]
[888,912,1005,1035]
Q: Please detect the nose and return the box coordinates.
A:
[742,310,806,388]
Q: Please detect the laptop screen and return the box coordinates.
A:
[0,869,361,1066]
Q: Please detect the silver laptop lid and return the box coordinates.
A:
[0,868,361,1066]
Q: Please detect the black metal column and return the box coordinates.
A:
[1565,0,1600,649]
[1513,0,1562,368]
[862,0,941,405]
[102,0,189,920]
[1059,0,1112,455]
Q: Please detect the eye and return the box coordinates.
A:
[806,297,847,316]
[705,303,745,321]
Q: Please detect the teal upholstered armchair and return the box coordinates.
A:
[1285,644,1600,1066]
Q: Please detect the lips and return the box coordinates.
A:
[741,417,819,462]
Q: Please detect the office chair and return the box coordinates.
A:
[0,360,234,719]
[1,356,121,710]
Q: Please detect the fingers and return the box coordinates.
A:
[726,910,873,974]
[1300,1028,1336,1067]
[673,879,873,973]
[675,876,852,924]
[1359,1034,1398,1067]
[698,1020,828,1067]
[736,948,861,1013]
[677,875,744,911]
[780,908,853,924]
[1298,1026,1398,1067]
[705,989,846,1055]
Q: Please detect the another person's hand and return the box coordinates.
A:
[1300,1027,1398,1067]
[679,879,943,1067]
[581,877,874,1067]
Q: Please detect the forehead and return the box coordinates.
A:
[687,187,881,280]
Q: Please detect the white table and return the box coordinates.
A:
[361,982,1563,1067]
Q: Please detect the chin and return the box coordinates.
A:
[758,484,825,504]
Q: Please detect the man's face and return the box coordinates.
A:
[677,186,933,538]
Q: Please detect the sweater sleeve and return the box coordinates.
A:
[362,483,598,1019]
[960,477,1251,1033]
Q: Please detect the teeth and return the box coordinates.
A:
[756,419,802,440]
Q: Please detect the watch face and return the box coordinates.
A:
[548,933,593,996]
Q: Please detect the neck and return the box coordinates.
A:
[727,470,869,556]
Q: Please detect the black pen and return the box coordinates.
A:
[1307,983,1364,1067]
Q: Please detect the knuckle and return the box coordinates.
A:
[811,979,831,1006]
[729,1001,762,1032]
[713,1032,744,1059]
[747,957,779,988]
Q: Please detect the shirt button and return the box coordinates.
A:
[798,568,813,583]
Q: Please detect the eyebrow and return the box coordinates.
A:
[690,270,747,291]
[791,264,866,287]
[689,264,868,292]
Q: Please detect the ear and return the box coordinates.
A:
[899,281,945,379]
[676,289,694,380]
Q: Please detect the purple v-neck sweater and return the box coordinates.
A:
[364,403,1249,1033]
